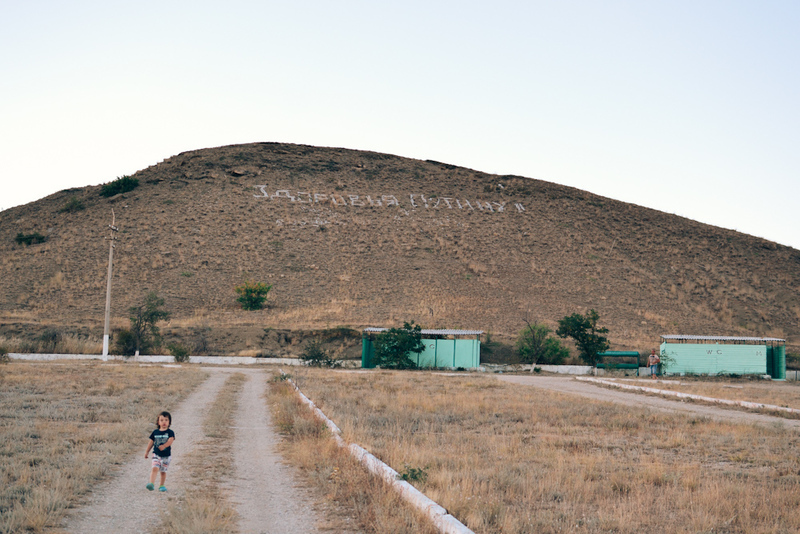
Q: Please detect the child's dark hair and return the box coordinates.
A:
[155,411,172,427]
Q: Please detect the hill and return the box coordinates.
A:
[2,142,799,356]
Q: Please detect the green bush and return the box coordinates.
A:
[0,346,9,364]
[100,175,139,197]
[398,464,428,483]
[300,341,340,368]
[167,342,190,363]
[235,281,272,310]
[58,196,85,213]
[114,329,137,356]
[15,232,47,246]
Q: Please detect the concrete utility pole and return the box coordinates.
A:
[102,210,118,359]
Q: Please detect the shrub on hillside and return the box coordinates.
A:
[100,175,139,197]
[15,232,47,246]
[58,196,85,213]
[234,281,272,311]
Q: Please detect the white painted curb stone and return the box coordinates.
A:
[577,377,800,415]
[283,372,474,534]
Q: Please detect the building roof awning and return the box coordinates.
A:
[661,334,785,343]
[364,327,483,336]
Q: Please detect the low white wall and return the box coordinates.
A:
[7,353,356,367]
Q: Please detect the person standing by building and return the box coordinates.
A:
[648,349,660,379]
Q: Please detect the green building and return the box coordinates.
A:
[659,335,786,379]
[361,328,482,369]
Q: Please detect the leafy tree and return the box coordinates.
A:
[516,322,569,366]
[556,309,610,366]
[115,292,170,355]
[373,321,425,369]
[235,281,273,311]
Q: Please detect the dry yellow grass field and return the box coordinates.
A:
[287,368,800,534]
[0,362,206,534]
[268,374,439,534]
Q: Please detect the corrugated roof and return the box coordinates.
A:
[661,334,785,343]
[363,327,483,336]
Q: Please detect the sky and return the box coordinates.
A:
[2,1,798,249]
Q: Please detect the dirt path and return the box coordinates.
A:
[64,367,324,533]
[64,370,229,533]
[231,370,321,534]
[498,375,800,429]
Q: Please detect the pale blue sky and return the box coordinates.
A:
[2,1,798,248]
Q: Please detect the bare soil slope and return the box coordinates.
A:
[2,142,799,352]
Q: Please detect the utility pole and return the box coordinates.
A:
[102,210,118,359]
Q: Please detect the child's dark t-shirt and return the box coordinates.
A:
[149,428,175,457]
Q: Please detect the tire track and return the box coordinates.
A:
[230,371,321,534]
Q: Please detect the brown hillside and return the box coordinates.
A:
[2,142,799,355]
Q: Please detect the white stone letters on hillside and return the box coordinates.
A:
[253,186,525,213]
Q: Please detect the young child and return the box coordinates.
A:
[145,411,175,492]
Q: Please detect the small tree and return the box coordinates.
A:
[115,292,170,356]
[556,309,610,366]
[235,281,272,311]
[516,321,569,366]
[373,321,425,369]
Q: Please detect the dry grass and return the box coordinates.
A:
[0,334,102,355]
[267,374,439,534]
[0,362,207,534]
[158,373,246,533]
[287,368,800,534]
[615,377,800,414]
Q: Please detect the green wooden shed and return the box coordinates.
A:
[659,335,786,379]
[361,328,483,369]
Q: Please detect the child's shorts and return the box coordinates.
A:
[152,455,171,473]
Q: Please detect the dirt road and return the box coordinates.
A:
[64,367,323,534]
[498,375,800,429]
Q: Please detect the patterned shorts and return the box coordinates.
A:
[152,455,171,473]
